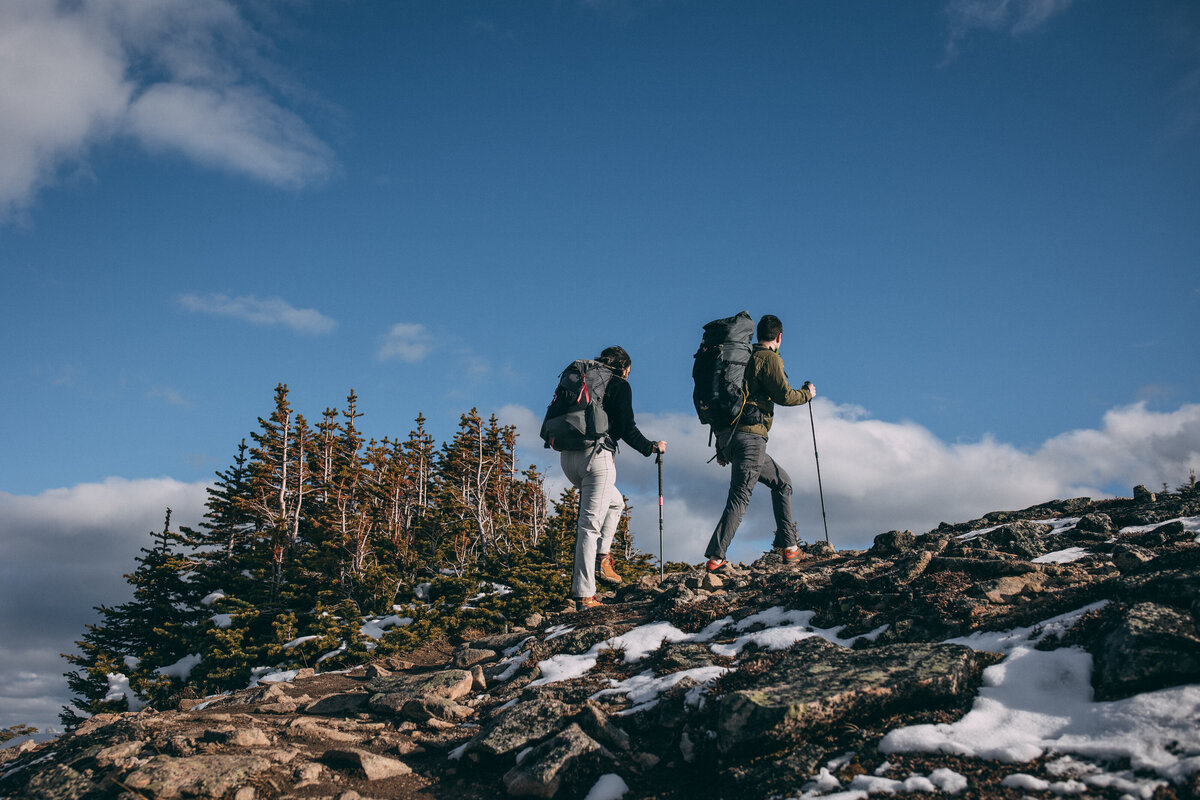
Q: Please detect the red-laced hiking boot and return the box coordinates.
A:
[576,595,603,610]
[782,545,802,562]
[706,559,734,575]
[598,553,623,584]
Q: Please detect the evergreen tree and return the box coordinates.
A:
[62,510,204,722]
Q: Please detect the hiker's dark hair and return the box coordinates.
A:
[757,315,783,342]
[597,346,631,373]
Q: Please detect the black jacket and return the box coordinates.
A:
[602,376,655,457]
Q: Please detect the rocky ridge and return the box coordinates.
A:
[2,486,1199,800]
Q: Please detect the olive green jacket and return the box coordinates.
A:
[734,344,813,440]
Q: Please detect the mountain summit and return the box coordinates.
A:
[3,486,1198,800]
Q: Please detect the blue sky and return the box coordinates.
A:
[2,0,1200,736]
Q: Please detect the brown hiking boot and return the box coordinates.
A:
[598,553,623,584]
[575,595,603,610]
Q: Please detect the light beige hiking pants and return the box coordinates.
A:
[561,446,623,598]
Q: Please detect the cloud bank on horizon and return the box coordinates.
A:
[0,0,335,219]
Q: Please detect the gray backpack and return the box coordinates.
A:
[539,360,613,451]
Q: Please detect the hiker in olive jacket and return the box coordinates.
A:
[705,314,814,572]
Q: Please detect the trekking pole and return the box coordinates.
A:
[656,451,664,580]
[808,400,830,543]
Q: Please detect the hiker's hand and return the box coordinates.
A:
[716,454,729,466]
[803,381,816,398]
[653,441,667,454]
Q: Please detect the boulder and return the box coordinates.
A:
[715,638,979,752]
[321,748,412,780]
[501,723,611,798]
[980,572,1046,604]
[304,691,370,716]
[975,521,1053,560]
[1090,602,1200,700]
[454,646,498,669]
[366,669,474,715]
[1111,544,1155,572]
[871,530,915,556]
[1075,513,1113,533]
[466,695,574,758]
[123,754,273,799]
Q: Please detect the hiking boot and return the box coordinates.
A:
[706,559,735,575]
[575,595,603,611]
[598,553,623,584]
[781,545,802,562]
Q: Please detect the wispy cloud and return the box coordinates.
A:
[378,322,435,363]
[179,293,336,335]
[148,386,190,407]
[943,0,1077,61]
[0,0,335,220]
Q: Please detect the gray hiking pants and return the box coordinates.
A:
[561,447,623,598]
[705,431,798,561]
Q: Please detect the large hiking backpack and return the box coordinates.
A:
[539,359,614,451]
[692,311,755,431]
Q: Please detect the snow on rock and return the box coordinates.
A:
[1032,546,1090,563]
[583,772,629,800]
[199,590,226,606]
[880,603,1200,783]
[103,673,143,711]
[155,653,201,681]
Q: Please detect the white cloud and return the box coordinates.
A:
[0,0,334,219]
[179,292,336,335]
[0,477,210,735]
[943,0,1077,60]
[378,322,435,363]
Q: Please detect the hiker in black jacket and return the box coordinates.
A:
[562,346,666,609]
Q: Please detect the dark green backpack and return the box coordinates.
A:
[539,360,613,451]
[692,311,754,431]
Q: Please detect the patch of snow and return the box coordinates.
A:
[880,603,1200,783]
[155,653,201,681]
[318,642,347,662]
[103,673,144,711]
[282,635,320,649]
[360,614,414,640]
[955,516,1078,542]
[532,621,697,686]
[414,582,433,600]
[1002,773,1049,791]
[928,768,968,794]
[591,666,729,714]
[210,613,232,629]
[123,655,140,670]
[493,651,530,682]
[1033,547,1090,564]
[583,773,629,800]
[847,773,941,794]
[200,590,226,606]
[1118,515,1200,538]
[544,624,576,641]
[801,767,844,794]
[709,607,879,657]
[942,601,1108,654]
